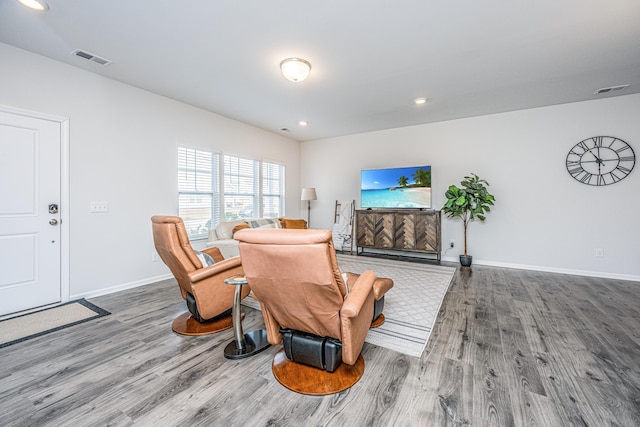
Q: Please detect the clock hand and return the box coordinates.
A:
[589,150,603,165]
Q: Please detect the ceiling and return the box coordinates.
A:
[1,1,639,142]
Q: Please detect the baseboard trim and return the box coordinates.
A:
[70,273,173,300]
[440,256,640,282]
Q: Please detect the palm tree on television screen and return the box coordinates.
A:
[412,168,431,187]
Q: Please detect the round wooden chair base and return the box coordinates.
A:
[171,311,235,336]
[271,349,365,395]
[370,313,385,328]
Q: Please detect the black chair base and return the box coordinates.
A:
[281,329,342,372]
[271,349,365,395]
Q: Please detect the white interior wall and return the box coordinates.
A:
[0,43,301,297]
[302,94,640,280]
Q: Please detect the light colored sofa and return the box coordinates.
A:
[206,217,307,258]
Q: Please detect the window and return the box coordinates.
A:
[178,147,220,239]
[223,155,259,220]
[223,155,285,220]
[262,161,285,218]
[178,148,285,238]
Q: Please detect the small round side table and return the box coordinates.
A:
[223,275,270,359]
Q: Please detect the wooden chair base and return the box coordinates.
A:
[171,311,236,336]
[271,349,365,395]
[370,313,385,328]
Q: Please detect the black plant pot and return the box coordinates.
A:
[459,255,473,267]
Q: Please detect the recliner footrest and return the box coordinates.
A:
[280,329,342,373]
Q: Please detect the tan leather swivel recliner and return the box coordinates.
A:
[151,215,249,336]
[235,228,393,395]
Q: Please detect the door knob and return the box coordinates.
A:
[49,219,58,225]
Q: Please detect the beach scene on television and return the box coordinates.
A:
[361,165,432,208]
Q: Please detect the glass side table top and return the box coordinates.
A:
[224,275,248,285]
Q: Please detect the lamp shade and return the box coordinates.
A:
[300,187,317,201]
[280,58,312,82]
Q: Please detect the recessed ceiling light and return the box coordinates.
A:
[299,121,309,126]
[280,58,312,82]
[16,0,49,11]
[414,97,427,105]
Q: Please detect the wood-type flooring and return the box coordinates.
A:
[1,264,639,426]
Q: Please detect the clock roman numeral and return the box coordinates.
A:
[596,175,605,186]
[615,146,631,154]
[609,171,622,182]
[619,156,635,162]
[577,141,589,152]
[592,136,603,147]
[568,166,584,176]
[580,172,593,184]
[616,165,631,174]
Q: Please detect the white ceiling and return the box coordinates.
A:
[1,0,639,141]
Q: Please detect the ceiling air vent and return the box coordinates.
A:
[594,84,630,95]
[71,49,112,66]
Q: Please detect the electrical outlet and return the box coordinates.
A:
[595,248,604,258]
[450,240,455,248]
[151,252,160,262]
[90,201,109,213]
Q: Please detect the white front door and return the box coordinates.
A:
[0,110,62,316]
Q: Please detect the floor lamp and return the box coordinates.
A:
[300,188,317,228]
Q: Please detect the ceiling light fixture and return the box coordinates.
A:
[16,0,49,11]
[299,121,309,126]
[280,58,312,82]
[414,97,427,105]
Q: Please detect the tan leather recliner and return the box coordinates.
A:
[235,228,393,394]
[151,215,249,335]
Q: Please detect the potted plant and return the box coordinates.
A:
[442,173,495,266]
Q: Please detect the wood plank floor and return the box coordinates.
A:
[1,264,639,426]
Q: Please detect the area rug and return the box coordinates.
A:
[0,299,110,349]
[242,255,456,358]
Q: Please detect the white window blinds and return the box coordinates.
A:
[262,161,284,218]
[178,147,220,239]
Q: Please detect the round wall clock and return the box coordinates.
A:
[566,136,635,186]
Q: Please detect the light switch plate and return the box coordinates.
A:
[90,201,109,213]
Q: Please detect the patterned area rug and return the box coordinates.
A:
[242,255,455,358]
[0,299,110,348]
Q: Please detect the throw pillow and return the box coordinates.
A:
[278,218,308,229]
[232,222,251,237]
[247,218,282,229]
[194,250,215,267]
[341,272,349,297]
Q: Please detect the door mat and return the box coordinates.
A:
[0,299,110,349]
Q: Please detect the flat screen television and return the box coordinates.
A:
[361,165,432,209]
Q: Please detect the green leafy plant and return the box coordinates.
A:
[442,173,495,257]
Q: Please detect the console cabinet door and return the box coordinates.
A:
[373,212,394,249]
[394,212,417,250]
[356,211,374,247]
[415,211,440,251]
